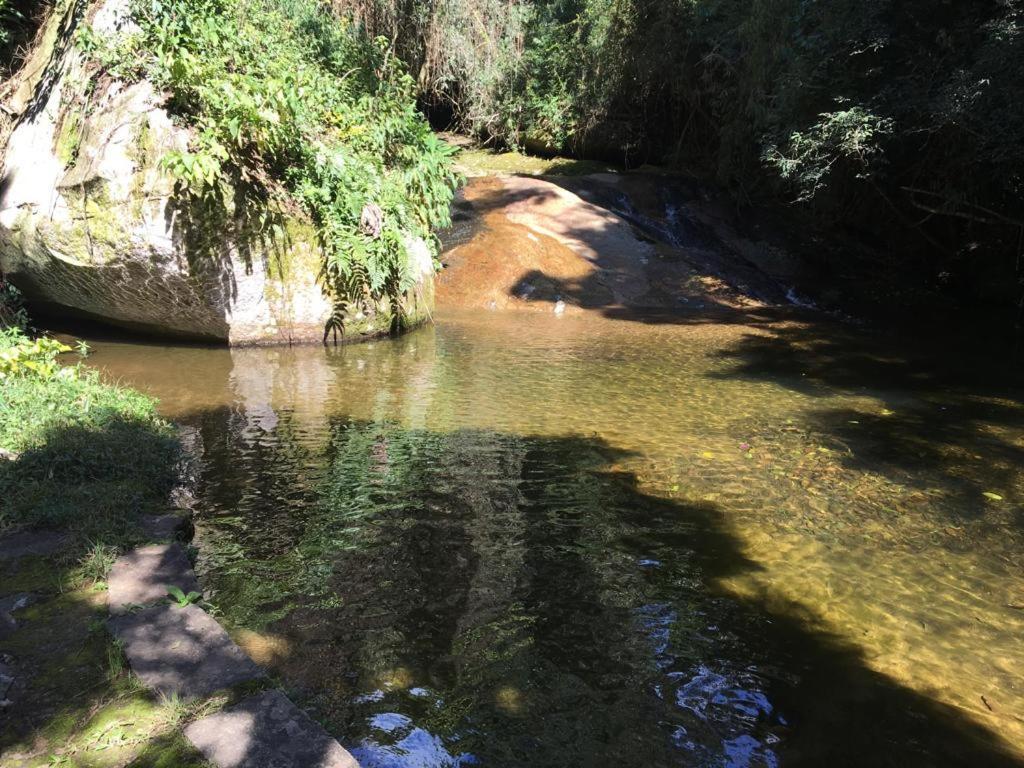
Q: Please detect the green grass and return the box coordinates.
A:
[0,328,179,542]
[0,329,205,763]
[454,145,617,177]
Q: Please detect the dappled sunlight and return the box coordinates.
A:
[437,174,781,320]
[0,552,208,766]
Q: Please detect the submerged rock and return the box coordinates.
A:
[0,0,433,344]
[185,690,359,768]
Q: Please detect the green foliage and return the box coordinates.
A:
[0,327,73,380]
[345,0,1024,323]
[0,273,29,329]
[85,0,461,318]
[166,585,202,607]
[0,328,179,534]
[0,0,19,48]
[764,104,895,202]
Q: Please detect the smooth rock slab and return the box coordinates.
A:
[185,690,359,768]
[108,604,263,699]
[108,543,199,614]
[0,531,68,561]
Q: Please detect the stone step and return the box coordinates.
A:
[108,604,264,699]
[185,690,359,768]
[138,510,193,543]
[108,543,199,614]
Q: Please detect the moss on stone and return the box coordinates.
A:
[54,186,138,266]
[55,109,82,167]
[0,552,209,767]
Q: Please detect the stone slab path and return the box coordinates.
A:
[107,543,199,614]
[108,604,264,699]
[139,510,192,542]
[0,530,68,561]
[185,690,360,768]
[108,516,360,766]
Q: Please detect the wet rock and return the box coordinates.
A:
[107,544,199,614]
[0,1,433,344]
[184,689,358,768]
[0,593,36,639]
[108,604,264,699]
[0,531,68,561]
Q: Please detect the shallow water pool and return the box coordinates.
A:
[84,309,1024,767]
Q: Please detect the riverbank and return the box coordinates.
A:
[445,143,1024,353]
[0,327,208,764]
[1,326,363,766]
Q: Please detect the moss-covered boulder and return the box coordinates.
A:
[0,0,433,344]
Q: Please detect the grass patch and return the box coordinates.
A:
[0,328,208,765]
[454,145,618,177]
[0,328,179,542]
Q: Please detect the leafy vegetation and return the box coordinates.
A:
[0,272,28,329]
[342,0,1024,328]
[78,0,459,321]
[167,585,203,607]
[0,0,42,78]
[0,327,178,536]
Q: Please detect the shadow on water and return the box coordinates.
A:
[712,321,1024,519]
[175,409,1024,768]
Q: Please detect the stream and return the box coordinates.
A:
[82,309,1024,767]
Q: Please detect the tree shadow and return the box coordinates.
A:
[712,319,1024,520]
[446,173,798,322]
[174,411,1024,767]
[0,414,199,764]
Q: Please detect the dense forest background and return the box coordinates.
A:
[335,0,1024,331]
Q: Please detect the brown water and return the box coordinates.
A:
[83,310,1024,767]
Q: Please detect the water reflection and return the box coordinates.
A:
[191,421,784,767]
[81,310,1024,766]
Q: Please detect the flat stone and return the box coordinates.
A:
[108,543,199,614]
[108,605,263,699]
[184,690,359,768]
[0,531,68,561]
[138,511,193,543]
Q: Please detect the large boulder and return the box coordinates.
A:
[0,0,433,344]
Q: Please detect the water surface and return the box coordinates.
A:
[84,310,1024,767]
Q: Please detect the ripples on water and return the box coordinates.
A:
[85,310,1024,767]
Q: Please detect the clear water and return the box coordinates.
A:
[83,310,1024,767]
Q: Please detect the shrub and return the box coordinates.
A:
[100,0,461,319]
